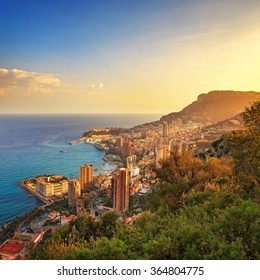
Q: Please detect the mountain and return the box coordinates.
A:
[203,113,244,131]
[160,90,260,125]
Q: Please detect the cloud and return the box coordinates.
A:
[0,68,61,96]
[0,67,106,99]
[86,82,104,96]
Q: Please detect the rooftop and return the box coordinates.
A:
[0,240,25,256]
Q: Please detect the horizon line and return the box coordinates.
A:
[0,112,166,115]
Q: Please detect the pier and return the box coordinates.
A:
[69,137,86,145]
[17,181,51,204]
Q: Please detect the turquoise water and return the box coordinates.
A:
[0,114,160,226]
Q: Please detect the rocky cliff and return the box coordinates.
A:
[160,90,260,125]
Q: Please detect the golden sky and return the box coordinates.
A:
[1,0,260,114]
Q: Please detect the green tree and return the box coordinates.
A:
[98,211,118,239]
[150,151,233,212]
[242,101,260,134]
[156,150,204,188]
[225,102,260,193]
[79,237,127,260]
[214,200,260,259]
[69,215,98,241]
[227,131,260,188]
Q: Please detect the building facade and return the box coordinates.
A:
[68,179,81,208]
[122,139,132,158]
[113,168,130,213]
[80,164,94,192]
[35,177,68,198]
[162,121,169,138]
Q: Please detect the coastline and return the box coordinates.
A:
[0,135,119,247]
[0,113,159,228]
[69,136,86,145]
[15,141,118,213]
[17,181,50,204]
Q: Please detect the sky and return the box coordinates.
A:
[1,0,260,114]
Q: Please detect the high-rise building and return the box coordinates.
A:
[80,164,94,192]
[68,179,81,208]
[113,168,130,213]
[155,145,164,164]
[162,121,169,138]
[122,139,132,158]
[115,137,123,148]
[162,144,171,160]
[155,144,170,163]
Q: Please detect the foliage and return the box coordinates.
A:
[0,207,45,243]
[76,237,127,260]
[28,102,260,260]
[46,198,70,213]
[242,101,260,134]
[149,152,233,213]
[31,192,260,260]
[222,102,260,199]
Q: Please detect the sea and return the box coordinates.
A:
[0,113,161,226]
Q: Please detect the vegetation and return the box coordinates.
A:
[45,198,70,214]
[83,128,130,137]
[222,102,260,200]
[0,197,72,245]
[28,102,260,259]
[242,101,260,134]
[0,207,45,243]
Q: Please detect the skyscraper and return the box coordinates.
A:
[80,164,94,192]
[116,137,123,148]
[155,145,164,164]
[113,168,130,213]
[155,144,171,164]
[162,144,171,160]
[122,139,132,158]
[68,179,81,208]
[162,121,169,138]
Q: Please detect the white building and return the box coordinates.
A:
[130,167,140,177]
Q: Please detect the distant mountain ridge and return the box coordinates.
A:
[160,90,260,125]
[204,113,244,130]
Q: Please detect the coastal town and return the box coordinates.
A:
[0,113,243,260]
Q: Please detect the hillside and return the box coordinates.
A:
[160,90,260,125]
[28,102,260,260]
[204,113,244,130]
